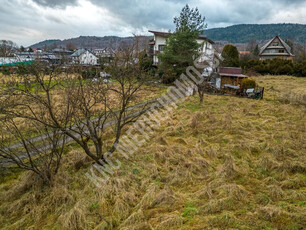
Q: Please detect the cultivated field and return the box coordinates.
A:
[0,75,305,229]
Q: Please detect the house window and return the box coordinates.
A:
[158,45,165,51]
[279,49,285,53]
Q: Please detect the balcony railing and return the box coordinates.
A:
[148,50,163,56]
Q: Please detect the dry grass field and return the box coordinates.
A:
[0,72,164,145]
[0,75,305,229]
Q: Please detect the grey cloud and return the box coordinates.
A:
[32,0,78,8]
[89,0,183,29]
[0,0,305,46]
[45,15,65,24]
[86,0,306,30]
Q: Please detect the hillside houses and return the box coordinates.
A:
[0,48,100,67]
[16,51,61,64]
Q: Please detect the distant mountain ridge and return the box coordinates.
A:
[30,23,306,49]
[204,23,306,43]
[30,36,151,50]
[30,39,61,48]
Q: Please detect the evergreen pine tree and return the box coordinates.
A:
[158,4,206,83]
[252,44,260,56]
[221,44,239,67]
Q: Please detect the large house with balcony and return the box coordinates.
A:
[71,49,98,65]
[259,35,294,60]
[148,30,215,67]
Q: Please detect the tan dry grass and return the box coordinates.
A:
[0,75,305,229]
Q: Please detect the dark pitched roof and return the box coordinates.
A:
[219,67,248,78]
[52,48,72,54]
[148,30,214,44]
[71,49,86,57]
[71,49,98,58]
[278,36,294,56]
[259,37,274,54]
[259,35,294,56]
[219,67,242,75]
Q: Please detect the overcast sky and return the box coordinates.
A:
[1,0,306,46]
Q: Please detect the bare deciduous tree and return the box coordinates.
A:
[197,75,222,103]
[62,37,151,165]
[0,64,67,183]
[0,117,66,183]
[0,40,18,57]
[0,37,152,175]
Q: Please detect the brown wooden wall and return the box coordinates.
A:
[221,76,245,87]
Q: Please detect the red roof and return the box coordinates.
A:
[219,67,242,75]
[239,51,250,55]
[219,73,248,78]
[219,67,248,78]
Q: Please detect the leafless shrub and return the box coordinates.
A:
[0,118,66,183]
[197,75,221,103]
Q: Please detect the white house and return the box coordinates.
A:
[148,30,215,68]
[93,48,113,58]
[71,49,99,65]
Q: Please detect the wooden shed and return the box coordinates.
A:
[217,67,248,89]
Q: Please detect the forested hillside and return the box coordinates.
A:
[205,23,306,43]
[30,36,151,50]
[30,24,306,49]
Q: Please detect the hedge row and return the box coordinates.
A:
[244,59,306,77]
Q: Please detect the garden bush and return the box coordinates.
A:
[241,78,256,89]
